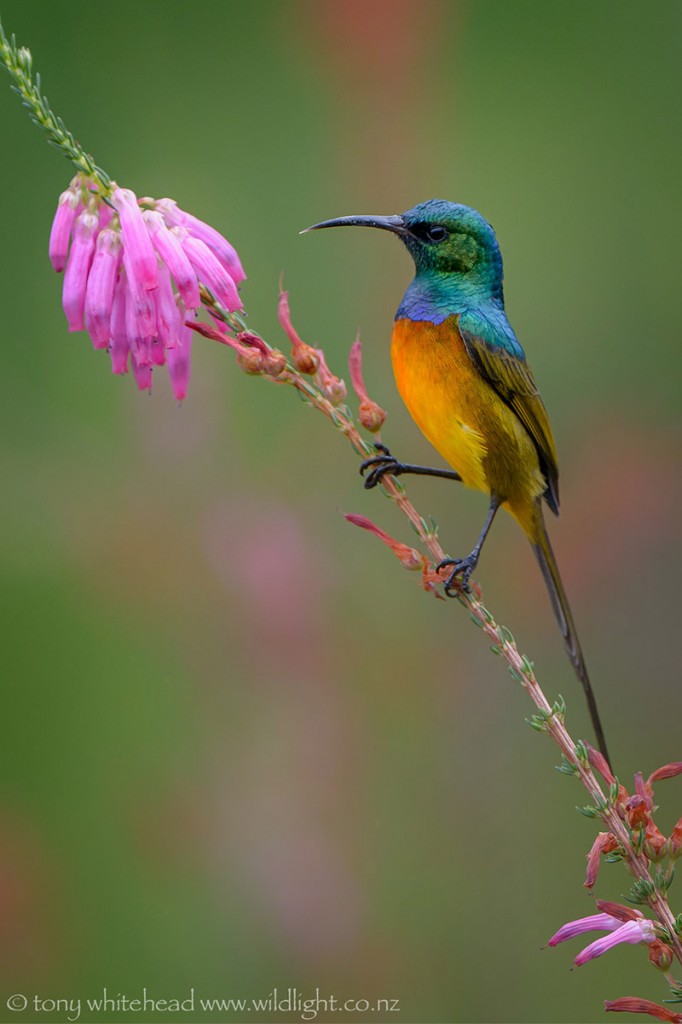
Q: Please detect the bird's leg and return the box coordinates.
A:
[438,496,502,595]
[360,443,462,490]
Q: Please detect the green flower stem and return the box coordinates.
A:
[0,19,112,194]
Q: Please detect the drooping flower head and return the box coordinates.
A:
[49,176,245,399]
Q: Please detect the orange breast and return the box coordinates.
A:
[390,316,545,513]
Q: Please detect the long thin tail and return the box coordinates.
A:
[531,512,611,767]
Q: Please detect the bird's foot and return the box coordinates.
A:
[360,443,405,489]
[437,553,479,596]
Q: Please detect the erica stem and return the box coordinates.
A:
[0,20,112,193]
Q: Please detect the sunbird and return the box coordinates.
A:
[306,199,610,764]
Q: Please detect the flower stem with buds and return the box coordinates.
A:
[0,21,112,196]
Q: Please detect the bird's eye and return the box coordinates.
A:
[426,225,447,242]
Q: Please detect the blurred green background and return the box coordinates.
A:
[0,2,680,1022]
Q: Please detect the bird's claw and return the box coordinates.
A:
[437,554,478,596]
[360,443,403,490]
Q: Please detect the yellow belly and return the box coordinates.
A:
[390,316,546,519]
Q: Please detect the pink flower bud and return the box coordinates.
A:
[49,187,80,272]
[109,274,130,375]
[157,198,246,283]
[180,233,242,312]
[349,337,386,432]
[143,210,201,310]
[315,348,347,405]
[112,187,158,292]
[167,302,192,401]
[648,762,682,785]
[277,289,319,373]
[643,820,668,861]
[85,228,122,349]
[62,209,99,331]
[584,832,618,890]
[669,815,682,859]
[648,939,674,971]
[586,743,616,786]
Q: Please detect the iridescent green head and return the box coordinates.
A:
[306,199,505,322]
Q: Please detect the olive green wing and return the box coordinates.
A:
[458,314,560,514]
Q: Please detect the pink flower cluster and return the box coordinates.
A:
[49,177,245,399]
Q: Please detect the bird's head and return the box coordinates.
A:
[305,198,504,304]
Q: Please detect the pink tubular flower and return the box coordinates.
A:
[109,275,129,375]
[49,177,246,398]
[111,187,158,292]
[49,185,80,271]
[85,228,121,348]
[571,918,656,968]
[123,250,155,361]
[62,208,99,331]
[604,998,682,1022]
[167,306,193,401]
[547,912,625,947]
[548,908,658,968]
[345,513,423,570]
[180,232,242,312]
[156,198,246,284]
[153,262,180,351]
[143,210,200,311]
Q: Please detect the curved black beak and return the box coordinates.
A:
[301,214,408,236]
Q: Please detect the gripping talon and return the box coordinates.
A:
[437,555,478,596]
[360,444,402,489]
